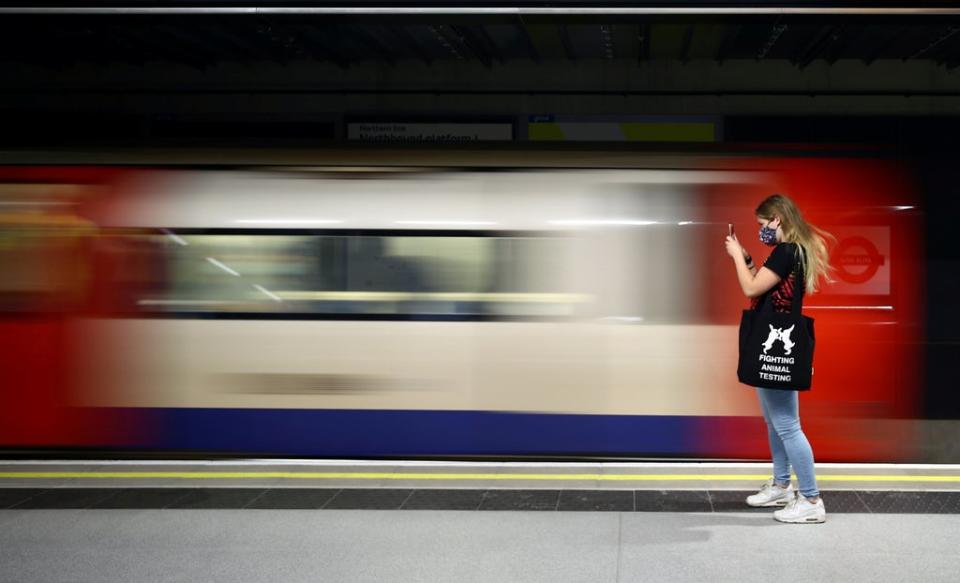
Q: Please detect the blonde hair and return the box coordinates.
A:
[755,194,835,293]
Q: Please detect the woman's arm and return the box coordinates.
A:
[733,253,781,298]
[726,236,780,298]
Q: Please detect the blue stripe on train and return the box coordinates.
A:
[138,408,703,457]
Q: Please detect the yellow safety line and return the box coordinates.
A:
[2,472,960,482]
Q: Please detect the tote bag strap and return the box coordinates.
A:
[758,243,806,315]
[791,243,806,314]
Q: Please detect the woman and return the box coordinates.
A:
[724,193,834,524]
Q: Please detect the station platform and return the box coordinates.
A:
[2,460,959,582]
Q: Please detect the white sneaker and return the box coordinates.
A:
[746,479,794,507]
[773,493,826,524]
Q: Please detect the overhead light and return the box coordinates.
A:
[206,257,240,277]
[253,284,283,302]
[394,220,498,226]
[548,219,659,226]
[162,229,188,246]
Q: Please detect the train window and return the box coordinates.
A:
[118,232,589,319]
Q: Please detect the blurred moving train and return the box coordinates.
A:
[0,153,935,461]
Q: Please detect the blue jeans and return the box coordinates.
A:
[756,387,820,498]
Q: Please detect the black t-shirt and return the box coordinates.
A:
[750,243,804,313]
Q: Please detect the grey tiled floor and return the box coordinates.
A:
[1,509,959,583]
[4,487,959,513]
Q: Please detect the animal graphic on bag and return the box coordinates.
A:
[762,325,795,355]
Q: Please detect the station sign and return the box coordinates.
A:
[827,227,890,295]
[347,122,513,143]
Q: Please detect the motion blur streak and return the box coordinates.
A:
[0,157,924,461]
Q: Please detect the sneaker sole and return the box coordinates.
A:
[746,499,791,508]
[774,514,826,524]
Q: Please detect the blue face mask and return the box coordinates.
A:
[759,224,778,246]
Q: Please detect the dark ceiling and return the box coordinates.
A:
[3,14,960,70]
[2,6,958,150]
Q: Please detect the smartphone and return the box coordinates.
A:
[728,223,735,237]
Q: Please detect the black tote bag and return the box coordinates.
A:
[737,266,815,391]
